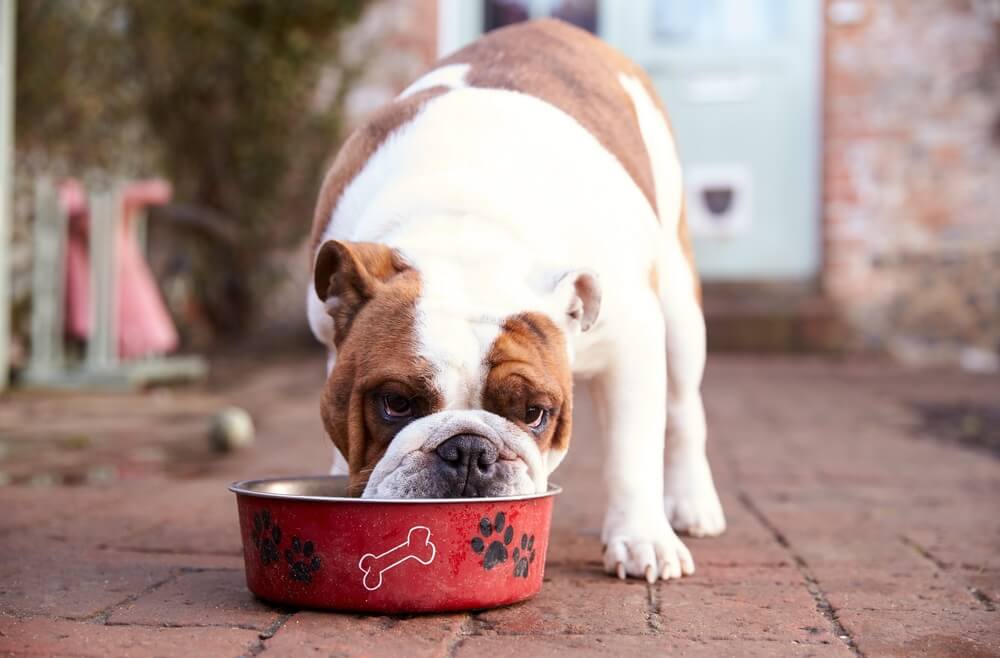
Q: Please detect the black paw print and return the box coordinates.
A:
[512,533,536,578]
[251,509,281,566]
[470,512,514,570]
[285,535,322,583]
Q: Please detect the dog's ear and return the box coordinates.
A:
[314,240,408,343]
[552,270,601,334]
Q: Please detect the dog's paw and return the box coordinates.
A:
[664,458,726,538]
[665,490,726,538]
[602,515,695,583]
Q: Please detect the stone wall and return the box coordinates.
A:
[823,0,1000,368]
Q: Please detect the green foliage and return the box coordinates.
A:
[16,0,372,330]
[120,0,368,246]
[16,1,138,167]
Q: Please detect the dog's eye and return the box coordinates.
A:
[382,394,413,419]
[525,406,548,430]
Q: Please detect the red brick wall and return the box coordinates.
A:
[823,0,1000,360]
[822,0,1000,365]
[396,0,439,69]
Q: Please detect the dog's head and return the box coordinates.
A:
[314,239,601,498]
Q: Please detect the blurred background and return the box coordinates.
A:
[0,0,998,489]
[2,0,999,388]
[1,4,998,646]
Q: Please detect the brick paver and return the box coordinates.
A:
[453,636,853,658]
[108,569,281,630]
[1,353,997,657]
[0,618,261,657]
[263,611,466,657]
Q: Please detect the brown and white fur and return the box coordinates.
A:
[307,20,725,582]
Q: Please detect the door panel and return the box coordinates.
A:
[603,0,823,280]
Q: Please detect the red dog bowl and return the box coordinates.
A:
[230,476,560,613]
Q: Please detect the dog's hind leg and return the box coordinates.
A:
[618,71,725,538]
[655,223,726,537]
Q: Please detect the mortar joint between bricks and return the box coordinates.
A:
[445,634,468,658]
[239,611,294,658]
[444,616,480,658]
[969,588,997,612]
[736,490,867,658]
[463,613,495,635]
[899,534,949,570]
[645,580,664,634]
[79,570,182,625]
[900,534,997,612]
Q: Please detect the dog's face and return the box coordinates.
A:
[314,240,600,498]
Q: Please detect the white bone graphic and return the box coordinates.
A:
[358,525,437,591]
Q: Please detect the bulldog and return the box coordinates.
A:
[307,19,725,582]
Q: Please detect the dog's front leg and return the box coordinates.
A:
[591,292,694,582]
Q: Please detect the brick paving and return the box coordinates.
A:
[1,352,998,657]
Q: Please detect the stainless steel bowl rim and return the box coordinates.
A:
[229,475,562,504]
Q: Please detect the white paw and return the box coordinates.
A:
[664,457,726,537]
[602,514,695,582]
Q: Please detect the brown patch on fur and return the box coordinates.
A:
[676,196,702,305]
[314,240,410,345]
[441,19,661,216]
[317,256,443,496]
[648,262,659,297]
[483,313,573,457]
[309,86,448,253]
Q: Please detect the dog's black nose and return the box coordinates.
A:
[436,434,498,471]
[435,434,499,496]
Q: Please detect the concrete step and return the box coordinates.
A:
[702,282,846,352]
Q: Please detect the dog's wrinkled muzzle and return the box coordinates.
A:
[361,410,546,499]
